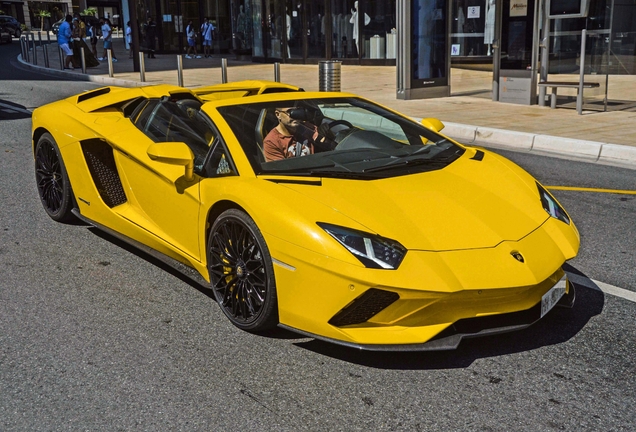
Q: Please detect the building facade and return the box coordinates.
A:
[2,0,635,73]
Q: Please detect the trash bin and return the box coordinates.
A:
[318,60,341,92]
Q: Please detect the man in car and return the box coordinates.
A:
[263,107,335,162]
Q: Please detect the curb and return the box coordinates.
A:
[442,122,636,168]
[18,54,636,169]
[17,54,151,87]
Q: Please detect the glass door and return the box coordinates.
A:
[306,0,327,58]
[285,0,304,58]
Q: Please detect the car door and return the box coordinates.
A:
[111,97,218,261]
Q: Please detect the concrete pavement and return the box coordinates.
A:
[17,35,636,168]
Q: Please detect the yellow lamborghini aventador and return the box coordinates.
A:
[32,81,579,351]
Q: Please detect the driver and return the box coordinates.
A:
[263,107,335,162]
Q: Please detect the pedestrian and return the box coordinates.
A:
[99,18,117,62]
[71,15,99,68]
[57,15,76,70]
[73,13,86,39]
[126,21,133,58]
[185,20,201,59]
[201,17,215,58]
[144,17,157,58]
[88,20,98,58]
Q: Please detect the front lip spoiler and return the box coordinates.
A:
[280,276,575,352]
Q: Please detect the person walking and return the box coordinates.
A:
[57,15,76,69]
[144,17,157,58]
[185,20,201,59]
[88,21,98,58]
[126,21,133,58]
[201,18,215,58]
[99,18,117,62]
[71,15,99,67]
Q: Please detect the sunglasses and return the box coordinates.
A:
[277,108,308,120]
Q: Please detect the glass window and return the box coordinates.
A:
[360,0,396,59]
[208,139,239,177]
[450,0,495,57]
[412,0,447,78]
[231,0,253,52]
[136,98,218,173]
[218,97,463,179]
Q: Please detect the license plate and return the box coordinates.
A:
[541,276,567,318]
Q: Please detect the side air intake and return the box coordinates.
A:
[329,288,399,327]
[81,139,127,208]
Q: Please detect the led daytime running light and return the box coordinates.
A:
[318,223,406,270]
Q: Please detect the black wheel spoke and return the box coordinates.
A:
[35,141,64,214]
[208,214,273,327]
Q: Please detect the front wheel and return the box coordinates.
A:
[207,209,278,332]
[35,132,76,222]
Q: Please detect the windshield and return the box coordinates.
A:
[218,97,464,179]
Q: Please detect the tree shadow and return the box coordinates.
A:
[0,99,32,120]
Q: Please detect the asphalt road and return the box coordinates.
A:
[1,42,635,431]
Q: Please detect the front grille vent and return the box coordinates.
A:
[329,288,399,327]
[81,139,127,208]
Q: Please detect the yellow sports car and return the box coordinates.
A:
[32,81,579,351]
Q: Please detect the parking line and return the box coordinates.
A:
[566,272,636,304]
[547,186,636,195]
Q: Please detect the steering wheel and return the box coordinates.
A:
[327,119,354,131]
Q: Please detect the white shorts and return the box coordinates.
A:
[59,43,73,56]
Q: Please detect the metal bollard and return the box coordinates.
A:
[274,62,280,82]
[177,55,184,87]
[139,52,146,82]
[318,60,341,92]
[221,58,227,83]
[107,49,114,77]
[37,31,42,47]
[47,31,51,43]
[59,46,64,70]
[81,47,86,74]
[43,44,49,68]
[30,34,37,65]
[20,36,27,62]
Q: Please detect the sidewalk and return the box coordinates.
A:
[19,36,636,167]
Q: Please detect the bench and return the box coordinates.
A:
[538,81,601,110]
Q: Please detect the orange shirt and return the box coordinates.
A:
[263,127,314,162]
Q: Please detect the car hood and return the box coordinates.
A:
[275,152,549,251]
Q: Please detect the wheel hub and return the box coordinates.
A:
[236,261,247,279]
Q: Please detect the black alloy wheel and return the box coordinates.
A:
[207,209,278,331]
[35,133,76,222]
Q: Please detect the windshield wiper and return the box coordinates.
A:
[362,155,453,173]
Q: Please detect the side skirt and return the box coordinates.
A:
[71,208,211,290]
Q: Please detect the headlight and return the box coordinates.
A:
[537,183,570,225]
[318,223,406,269]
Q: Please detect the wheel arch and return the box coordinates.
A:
[32,127,50,156]
[204,199,248,250]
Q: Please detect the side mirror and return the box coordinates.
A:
[147,142,195,181]
[420,118,445,133]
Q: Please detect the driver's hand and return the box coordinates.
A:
[316,122,336,144]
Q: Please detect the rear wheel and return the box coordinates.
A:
[35,132,76,222]
[207,209,278,331]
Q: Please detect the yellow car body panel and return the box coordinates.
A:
[32,83,580,350]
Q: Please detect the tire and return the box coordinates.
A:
[14,29,20,39]
[34,132,76,223]
[207,209,278,332]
